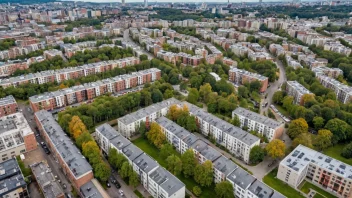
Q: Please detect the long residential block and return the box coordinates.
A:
[95,124,185,198]
[286,81,313,105]
[278,145,352,198]
[0,95,18,118]
[0,112,37,162]
[0,57,140,88]
[118,98,260,164]
[228,68,269,93]
[29,68,161,112]
[30,161,65,198]
[232,107,284,141]
[0,158,28,198]
[0,61,28,77]
[35,110,94,189]
[317,75,352,104]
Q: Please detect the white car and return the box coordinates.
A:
[119,190,124,196]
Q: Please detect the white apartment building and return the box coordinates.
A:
[313,66,343,79]
[186,102,260,164]
[117,98,179,138]
[278,145,352,198]
[317,75,352,104]
[94,123,186,198]
[232,107,284,141]
[286,81,313,105]
[148,167,186,198]
[0,113,37,162]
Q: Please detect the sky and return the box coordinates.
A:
[61,0,291,3]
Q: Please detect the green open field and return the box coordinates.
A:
[323,144,352,166]
[263,168,305,198]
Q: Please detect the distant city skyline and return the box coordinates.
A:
[60,0,307,3]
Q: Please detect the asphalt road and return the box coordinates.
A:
[260,59,287,115]
[18,103,74,197]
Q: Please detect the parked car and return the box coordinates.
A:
[119,189,124,196]
[106,181,111,188]
[111,176,121,188]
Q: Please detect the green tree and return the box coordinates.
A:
[94,161,111,182]
[139,54,148,61]
[292,133,313,149]
[115,153,127,170]
[342,143,352,159]
[181,149,197,178]
[163,89,174,99]
[187,88,199,104]
[152,89,163,103]
[129,170,140,187]
[287,118,308,139]
[119,161,131,179]
[108,148,119,169]
[160,144,173,159]
[147,122,166,149]
[232,115,241,127]
[138,121,147,138]
[186,116,197,132]
[272,91,284,104]
[76,132,93,149]
[265,139,286,160]
[325,118,349,144]
[249,145,265,164]
[199,83,212,103]
[166,155,182,175]
[194,160,213,187]
[193,186,202,197]
[313,116,325,130]
[215,181,234,198]
[314,129,333,151]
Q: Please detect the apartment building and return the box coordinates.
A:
[317,75,352,104]
[35,111,94,189]
[230,44,252,57]
[232,107,284,141]
[94,124,186,198]
[156,116,198,154]
[0,61,28,77]
[313,66,343,79]
[269,44,285,57]
[286,81,314,105]
[0,95,18,118]
[29,68,161,112]
[324,41,352,56]
[0,113,37,162]
[229,68,269,93]
[185,102,260,164]
[117,98,179,138]
[0,158,28,198]
[30,161,65,198]
[0,43,46,60]
[43,49,64,60]
[226,167,285,198]
[285,55,302,69]
[148,167,186,198]
[222,57,237,67]
[248,51,274,62]
[61,41,97,58]
[0,57,140,88]
[80,179,110,198]
[277,145,352,198]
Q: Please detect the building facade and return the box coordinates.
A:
[0,95,18,118]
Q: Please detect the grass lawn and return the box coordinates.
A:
[132,137,216,198]
[314,193,326,198]
[274,104,290,118]
[263,168,305,198]
[134,190,143,198]
[300,181,337,198]
[323,144,352,166]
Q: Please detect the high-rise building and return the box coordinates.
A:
[122,0,125,6]
[144,0,148,7]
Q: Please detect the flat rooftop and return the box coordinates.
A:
[80,179,109,198]
[233,107,282,129]
[149,166,185,196]
[30,161,64,198]
[281,145,352,180]
[35,110,92,179]
[0,95,16,107]
[0,159,27,197]
[287,81,312,95]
